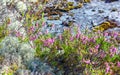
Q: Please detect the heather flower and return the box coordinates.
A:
[103,32,109,36]
[35,22,39,27]
[30,26,35,32]
[81,36,89,44]
[38,31,42,36]
[117,61,120,67]
[15,31,22,37]
[105,62,110,73]
[89,37,95,43]
[83,59,91,64]
[89,48,98,54]
[99,51,106,58]
[70,36,74,41]
[45,30,49,34]
[42,22,46,26]
[109,46,117,57]
[30,35,37,41]
[95,44,100,49]
[43,38,55,47]
[58,34,62,40]
[76,32,81,39]
[111,32,118,38]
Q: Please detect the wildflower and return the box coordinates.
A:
[70,36,74,41]
[103,32,109,36]
[38,31,42,35]
[81,36,89,44]
[109,46,117,57]
[30,35,37,41]
[58,34,62,40]
[43,38,55,47]
[42,21,46,26]
[35,22,39,27]
[105,62,110,73]
[45,30,49,34]
[117,61,120,67]
[95,44,100,49]
[89,47,98,55]
[99,51,106,58]
[30,26,35,32]
[76,32,81,39]
[83,59,91,64]
[15,31,22,37]
[110,32,118,38]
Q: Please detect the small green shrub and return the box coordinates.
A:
[34,27,119,75]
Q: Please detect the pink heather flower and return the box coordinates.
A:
[105,62,110,73]
[100,51,106,58]
[70,36,74,41]
[76,32,81,39]
[117,61,120,67]
[103,32,109,36]
[15,31,22,37]
[81,36,89,44]
[58,34,62,40]
[35,22,39,27]
[42,21,46,26]
[83,59,90,64]
[43,38,55,47]
[89,36,98,43]
[95,44,100,49]
[38,31,42,35]
[30,26,35,32]
[30,35,37,41]
[110,46,117,57]
[89,48,98,54]
[45,30,49,34]
[89,37,95,43]
[110,32,118,38]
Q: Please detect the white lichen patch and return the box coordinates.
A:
[8,20,22,31]
[16,1,27,13]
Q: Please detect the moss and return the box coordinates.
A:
[67,2,74,6]
[92,21,117,32]
[47,16,60,20]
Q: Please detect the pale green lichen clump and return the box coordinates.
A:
[0,36,35,65]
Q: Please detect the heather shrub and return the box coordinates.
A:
[34,27,120,75]
[0,1,120,75]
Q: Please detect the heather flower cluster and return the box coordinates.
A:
[43,38,55,47]
[34,27,120,75]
